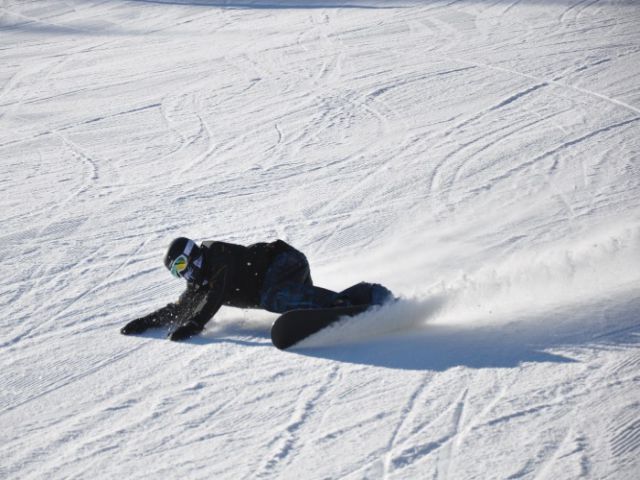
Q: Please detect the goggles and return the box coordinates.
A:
[168,240,202,282]
[170,254,189,278]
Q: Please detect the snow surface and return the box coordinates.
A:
[2,0,640,478]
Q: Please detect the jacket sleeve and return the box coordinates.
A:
[184,266,228,328]
[121,286,198,335]
[140,287,199,327]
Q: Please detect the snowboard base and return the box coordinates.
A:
[271,304,369,350]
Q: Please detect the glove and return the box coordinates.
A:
[120,315,157,335]
[169,321,203,341]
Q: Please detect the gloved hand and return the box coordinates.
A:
[120,316,156,335]
[169,320,203,341]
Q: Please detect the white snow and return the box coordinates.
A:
[2,0,640,478]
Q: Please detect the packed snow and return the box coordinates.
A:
[2,0,639,478]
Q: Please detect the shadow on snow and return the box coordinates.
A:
[139,291,640,372]
[287,292,640,371]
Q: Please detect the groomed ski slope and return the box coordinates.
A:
[1,1,639,478]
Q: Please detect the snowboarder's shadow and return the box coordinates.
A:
[289,293,640,371]
[133,293,640,370]
[292,326,578,371]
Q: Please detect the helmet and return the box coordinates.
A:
[164,237,205,283]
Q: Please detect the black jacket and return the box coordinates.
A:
[149,239,292,329]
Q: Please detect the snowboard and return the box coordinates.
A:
[271,304,370,350]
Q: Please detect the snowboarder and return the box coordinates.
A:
[121,237,393,341]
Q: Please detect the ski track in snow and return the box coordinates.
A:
[2,0,640,479]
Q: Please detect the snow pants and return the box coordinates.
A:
[259,248,393,313]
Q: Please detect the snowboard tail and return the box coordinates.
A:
[271,304,369,350]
